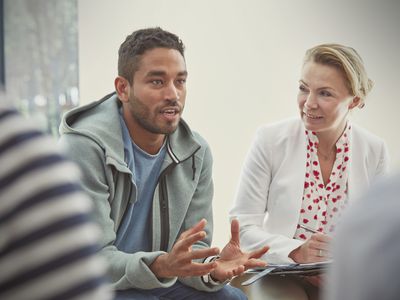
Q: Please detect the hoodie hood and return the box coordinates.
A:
[59,92,202,171]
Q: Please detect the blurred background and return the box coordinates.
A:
[2,0,400,247]
[2,0,78,136]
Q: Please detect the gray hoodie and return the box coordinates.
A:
[59,93,222,292]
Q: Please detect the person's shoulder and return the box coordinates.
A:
[61,92,118,132]
[59,93,123,155]
[0,105,48,147]
[191,130,210,148]
[177,118,210,149]
[331,172,400,300]
[365,172,400,204]
[257,117,302,133]
[351,123,386,146]
[254,117,303,143]
[340,171,400,230]
[0,105,88,182]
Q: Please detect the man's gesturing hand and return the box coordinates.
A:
[210,219,269,282]
[150,219,220,278]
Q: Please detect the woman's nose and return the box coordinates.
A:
[304,93,318,109]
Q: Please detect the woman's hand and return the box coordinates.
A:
[289,233,332,263]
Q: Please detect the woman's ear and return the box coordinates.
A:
[114,76,130,102]
[349,96,361,109]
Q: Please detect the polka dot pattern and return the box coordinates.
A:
[294,124,351,240]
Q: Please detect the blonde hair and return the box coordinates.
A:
[303,43,373,108]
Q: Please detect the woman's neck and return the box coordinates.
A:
[315,121,347,154]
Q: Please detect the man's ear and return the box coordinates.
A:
[115,76,130,102]
[349,96,361,109]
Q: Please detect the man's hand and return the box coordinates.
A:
[150,219,220,278]
[210,219,269,282]
[289,233,332,263]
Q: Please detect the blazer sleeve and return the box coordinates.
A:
[230,126,303,263]
[376,140,390,177]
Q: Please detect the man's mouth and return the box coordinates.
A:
[160,107,181,121]
[304,112,323,119]
[161,107,180,115]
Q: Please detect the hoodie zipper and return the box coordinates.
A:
[157,140,201,252]
[158,166,174,252]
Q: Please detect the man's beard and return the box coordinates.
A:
[129,96,182,135]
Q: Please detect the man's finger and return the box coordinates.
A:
[244,258,267,269]
[181,261,217,277]
[230,219,240,244]
[179,219,207,240]
[232,265,245,277]
[176,230,207,250]
[248,245,269,259]
[190,247,220,260]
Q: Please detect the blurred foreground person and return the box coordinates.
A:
[326,173,400,300]
[0,91,113,300]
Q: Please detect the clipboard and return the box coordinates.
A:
[241,260,332,286]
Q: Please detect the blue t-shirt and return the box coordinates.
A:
[114,110,166,253]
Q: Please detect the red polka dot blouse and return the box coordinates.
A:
[294,124,351,240]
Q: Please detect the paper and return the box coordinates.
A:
[241,260,332,286]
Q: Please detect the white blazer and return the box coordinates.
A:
[230,118,389,263]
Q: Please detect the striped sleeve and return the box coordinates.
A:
[0,107,113,300]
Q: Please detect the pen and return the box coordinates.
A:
[242,267,276,286]
[299,223,320,234]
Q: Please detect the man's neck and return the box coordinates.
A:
[134,134,166,155]
[122,113,165,155]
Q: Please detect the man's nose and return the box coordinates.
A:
[163,81,179,101]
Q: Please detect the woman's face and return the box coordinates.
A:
[297,61,358,137]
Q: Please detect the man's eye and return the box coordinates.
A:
[151,80,163,85]
[176,79,186,85]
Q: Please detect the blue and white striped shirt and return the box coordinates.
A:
[0,106,113,300]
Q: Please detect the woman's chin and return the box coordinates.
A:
[302,119,324,132]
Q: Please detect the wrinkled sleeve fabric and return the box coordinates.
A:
[59,133,176,290]
[230,126,303,263]
[178,136,224,292]
[376,140,390,177]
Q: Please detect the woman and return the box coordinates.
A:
[229,43,389,265]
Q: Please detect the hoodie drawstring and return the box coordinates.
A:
[192,155,196,181]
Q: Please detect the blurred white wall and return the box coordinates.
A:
[78,0,400,247]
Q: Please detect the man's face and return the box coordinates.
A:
[124,47,187,135]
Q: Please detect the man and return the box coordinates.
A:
[59,27,268,299]
[0,91,112,298]
[326,173,400,300]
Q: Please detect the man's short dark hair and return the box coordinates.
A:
[118,27,185,84]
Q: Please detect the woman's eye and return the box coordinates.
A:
[299,85,308,92]
[320,90,332,97]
